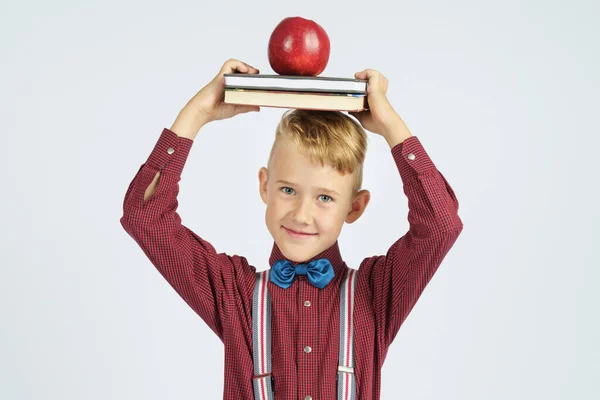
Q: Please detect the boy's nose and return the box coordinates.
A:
[291,200,313,224]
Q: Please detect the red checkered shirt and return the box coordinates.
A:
[120,128,463,399]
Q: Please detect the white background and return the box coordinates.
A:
[2,0,599,398]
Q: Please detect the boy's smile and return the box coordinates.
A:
[283,226,318,238]
[259,136,370,263]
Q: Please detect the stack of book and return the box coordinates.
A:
[223,73,369,112]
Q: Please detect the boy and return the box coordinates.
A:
[120,59,463,399]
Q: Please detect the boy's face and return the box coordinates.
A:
[259,136,370,263]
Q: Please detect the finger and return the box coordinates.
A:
[354,70,367,80]
[224,60,247,73]
[237,62,260,74]
[234,105,261,115]
[222,59,260,74]
[355,69,380,80]
[244,62,260,74]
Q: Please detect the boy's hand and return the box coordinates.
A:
[187,59,261,126]
[349,69,411,145]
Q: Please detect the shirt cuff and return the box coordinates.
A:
[146,128,194,176]
[391,136,437,180]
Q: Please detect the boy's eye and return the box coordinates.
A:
[281,187,295,195]
[319,195,332,203]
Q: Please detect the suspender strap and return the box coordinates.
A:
[251,268,358,400]
[252,270,274,400]
[337,268,357,400]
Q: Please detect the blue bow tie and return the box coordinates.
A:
[270,258,335,289]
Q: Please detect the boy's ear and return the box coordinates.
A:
[258,167,269,204]
[345,189,371,224]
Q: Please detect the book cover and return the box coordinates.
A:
[224,73,368,94]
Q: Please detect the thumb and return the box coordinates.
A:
[234,105,261,115]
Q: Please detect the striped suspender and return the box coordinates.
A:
[251,268,357,400]
[337,268,357,400]
[252,270,274,400]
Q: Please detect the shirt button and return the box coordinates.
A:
[305,396,312,400]
[304,300,311,307]
[304,346,312,353]
[167,147,175,155]
[407,153,415,160]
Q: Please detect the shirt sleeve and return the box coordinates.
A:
[119,127,257,341]
[359,136,464,357]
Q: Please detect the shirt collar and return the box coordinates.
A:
[268,241,346,280]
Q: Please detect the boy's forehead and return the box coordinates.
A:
[271,137,330,172]
[270,137,354,190]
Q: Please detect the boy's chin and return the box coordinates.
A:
[275,241,325,263]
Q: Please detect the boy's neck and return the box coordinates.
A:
[268,241,346,278]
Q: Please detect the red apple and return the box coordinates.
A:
[268,16,331,76]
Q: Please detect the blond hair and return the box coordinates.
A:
[268,109,367,195]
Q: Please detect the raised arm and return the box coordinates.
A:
[119,59,262,340]
[349,69,463,354]
[363,132,463,352]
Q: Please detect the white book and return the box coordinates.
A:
[224,74,368,94]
